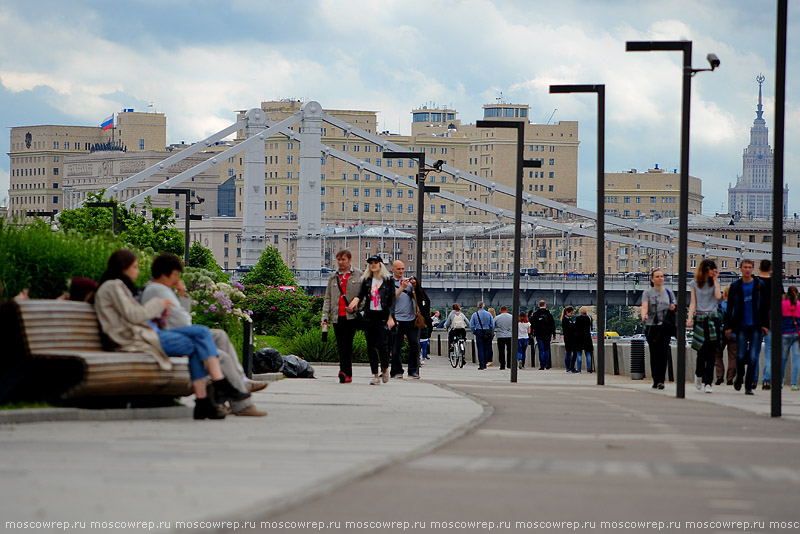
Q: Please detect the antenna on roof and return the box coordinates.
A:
[546,109,557,125]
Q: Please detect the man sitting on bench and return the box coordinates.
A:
[140,253,267,417]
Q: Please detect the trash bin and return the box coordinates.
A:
[630,339,645,380]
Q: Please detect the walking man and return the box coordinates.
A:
[758,259,783,390]
[322,250,363,384]
[531,300,556,370]
[390,260,421,379]
[724,259,769,395]
[470,301,495,370]
[494,305,513,370]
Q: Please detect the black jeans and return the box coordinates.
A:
[392,320,420,376]
[333,317,358,378]
[364,313,390,375]
[646,324,670,386]
[496,338,512,369]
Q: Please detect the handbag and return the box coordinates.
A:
[662,288,678,336]
[476,310,494,340]
[412,291,427,329]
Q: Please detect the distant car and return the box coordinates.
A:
[320,267,335,274]
[717,270,738,278]
[520,268,540,276]
[563,271,587,279]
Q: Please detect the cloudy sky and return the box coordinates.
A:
[1,0,797,216]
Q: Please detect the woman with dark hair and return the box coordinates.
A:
[641,269,676,389]
[781,286,800,390]
[93,249,248,419]
[688,259,722,393]
[561,306,577,372]
[347,256,396,385]
[574,306,594,373]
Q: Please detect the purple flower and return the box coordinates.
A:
[209,304,217,312]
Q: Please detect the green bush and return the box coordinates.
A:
[0,219,128,298]
[188,242,228,282]
[285,327,368,363]
[244,285,322,335]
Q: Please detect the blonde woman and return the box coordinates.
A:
[347,256,396,385]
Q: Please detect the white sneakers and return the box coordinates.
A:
[381,369,390,383]
[704,384,712,393]
[370,376,381,385]
[695,376,703,390]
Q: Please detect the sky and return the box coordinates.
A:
[1,0,798,216]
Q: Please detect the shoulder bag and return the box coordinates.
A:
[662,288,678,336]
[476,311,494,340]
[412,291,427,328]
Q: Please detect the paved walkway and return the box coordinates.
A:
[2,354,799,533]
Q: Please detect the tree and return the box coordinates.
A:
[188,242,228,282]
[605,305,642,336]
[58,191,184,257]
[241,246,296,287]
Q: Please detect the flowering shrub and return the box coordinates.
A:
[243,284,323,335]
[182,267,253,356]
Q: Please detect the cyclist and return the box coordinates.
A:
[444,303,469,362]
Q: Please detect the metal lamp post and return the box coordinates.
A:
[86,202,118,235]
[383,152,442,286]
[549,84,606,385]
[475,119,542,383]
[626,41,718,399]
[158,188,204,266]
[770,0,787,417]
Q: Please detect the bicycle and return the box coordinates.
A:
[449,335,467,368]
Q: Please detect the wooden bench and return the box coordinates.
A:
[0,299,192,402]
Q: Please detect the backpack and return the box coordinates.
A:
[534,311,550,332]
[451,312,466,330]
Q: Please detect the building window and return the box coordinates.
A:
[53,168,59,175]
[549,158,554,165]
[139,139,145,150]
[548,185,553,192]
[549,172,554,178]
[224,233,229,243]
[440,205,446,214]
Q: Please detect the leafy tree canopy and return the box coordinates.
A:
[188,242,228,282]
[58,191,184,257]
[241,246,296,287]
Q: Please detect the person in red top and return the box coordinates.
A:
[322,250,364,383]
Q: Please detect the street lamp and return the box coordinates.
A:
[158,188,204,266]
[626,40,719,399]
[550,84,606,385]
[475,119,542,383]
[382,152,442,286]
[86,202,118,235]
[770,0,788,417]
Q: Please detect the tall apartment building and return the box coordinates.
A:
[233,100,579,229]
[728,75,788,219]
[604,166,703,218]
[8,110,166,218]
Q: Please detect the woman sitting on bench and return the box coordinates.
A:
[93,249,249,419]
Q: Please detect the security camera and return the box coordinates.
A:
[706,53,720,70]
[432,159,444,171]
[197,196,205,204]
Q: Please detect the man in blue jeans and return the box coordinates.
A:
[470,301,495,370]
[390,260,421,379]
[724,259,769,395]
[530,300,556,370]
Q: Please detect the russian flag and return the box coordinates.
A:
[100,114,114,131]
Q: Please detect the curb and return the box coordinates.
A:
[0,406,192,424]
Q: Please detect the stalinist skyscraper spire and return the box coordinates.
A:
[728,74,788,219]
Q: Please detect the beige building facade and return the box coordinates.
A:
[604,167,703,219]
[8,111,166,219]
[231,100,579,230]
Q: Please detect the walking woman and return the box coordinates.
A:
[574,306,594,373]
[561,306,577,372]
[93,249,248,419]
[347,255,396,385]
[781,286,800,390]
[687,259,722,393]
[517,312,531,369]
[641,269,676,390]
